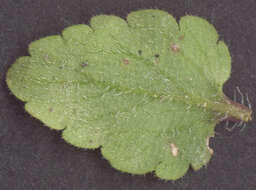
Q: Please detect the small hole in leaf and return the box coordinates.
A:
[207,136,214,155]
[138,50,142,55]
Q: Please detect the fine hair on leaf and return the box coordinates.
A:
[6,9,252,180]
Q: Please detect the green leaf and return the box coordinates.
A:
[6,9,252,180]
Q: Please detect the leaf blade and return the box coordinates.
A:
[6,9,252,180]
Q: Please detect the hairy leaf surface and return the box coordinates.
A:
[6,9,252,180]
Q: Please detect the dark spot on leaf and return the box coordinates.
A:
[155,54,160,58]
[123,59,130,65]
[138,50,142,55]
[49,108,53,112]
[89,140,93,143]
[81,62,88,67]
[171,43,180,52]
[152,15,155,18]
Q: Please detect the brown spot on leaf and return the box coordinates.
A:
[171,43,180,52]
[123,59,130,65]
[49,108,53,112]
[179,35,185,40]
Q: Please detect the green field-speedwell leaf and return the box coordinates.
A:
[6,9,252,180]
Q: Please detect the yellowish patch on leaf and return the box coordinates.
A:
[170,143,179,157]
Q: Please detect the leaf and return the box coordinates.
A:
[6,9,252,180]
